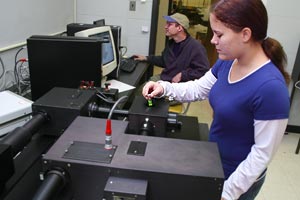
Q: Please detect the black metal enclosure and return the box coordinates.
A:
[42,116,224,200]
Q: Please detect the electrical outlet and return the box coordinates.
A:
[129,1,136,11]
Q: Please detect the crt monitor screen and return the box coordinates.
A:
[27,35,103,101]
[75,26,117,78]
[90,31,114,67]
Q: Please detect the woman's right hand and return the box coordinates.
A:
[142,81,164,99]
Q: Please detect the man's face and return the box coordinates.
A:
[165,22,181,37]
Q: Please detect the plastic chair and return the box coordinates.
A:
[168,102,191,115]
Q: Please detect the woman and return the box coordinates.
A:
[142,0,290,199]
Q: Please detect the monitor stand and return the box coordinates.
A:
[101,76,108,88]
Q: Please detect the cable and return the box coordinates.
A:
[120,46,127,57]
[94,87,116,104]
[0,56,4,79]
[107,96,128,119]
[13,47,27,94]
[0,70,14,91]
[0,56,6,91]
[17,59,30,94]
[5,70,15,88]
[14,60,20,91]
[14,59,28,94]
[18,61,29,81]
[104,95,128,150]
[96,93,116,104]
[14,47,26,64]
[58,31,67,36]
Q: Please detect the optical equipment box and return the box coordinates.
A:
[32,87,96,136]
[42,116,224,200]
[127,96,169,137]
[104,176,147,200]
[0,91,32,136]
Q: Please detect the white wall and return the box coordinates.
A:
[76,0,153,57]
[266,0,300,75]
[265,0,300,127]
[0,0,74,91]
[0,0,74,51]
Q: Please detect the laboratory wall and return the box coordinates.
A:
[0,0,74,91]
[265,0,300,128]
[76,0,153,57]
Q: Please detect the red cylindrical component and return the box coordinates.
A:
[105,119,112,150]
[105,119,112,136]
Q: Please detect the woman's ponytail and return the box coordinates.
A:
[262,37,291,85]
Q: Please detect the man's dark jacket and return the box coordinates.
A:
[147,35,210,82]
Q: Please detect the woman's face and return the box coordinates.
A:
[210,13,245,60]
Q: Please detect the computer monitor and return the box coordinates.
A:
[93,19,105,26]
[75,26,118,79]
[66,23,102,36]
[27,35,103,101]
[67,23,121,79]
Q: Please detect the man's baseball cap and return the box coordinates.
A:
[163,13,190,30]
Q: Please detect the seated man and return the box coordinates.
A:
[134,12,210,83]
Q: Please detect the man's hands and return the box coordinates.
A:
[132,54,147,61]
